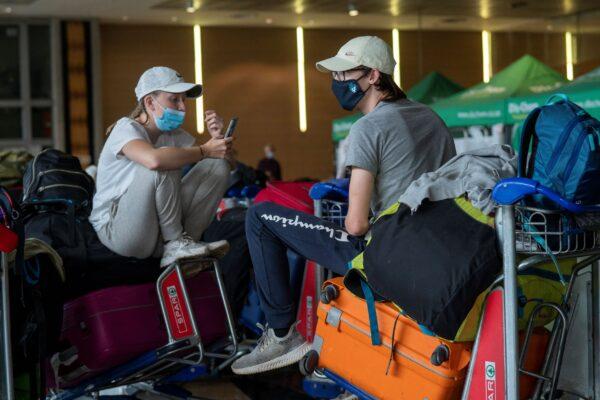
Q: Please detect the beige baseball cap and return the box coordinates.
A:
[134,66,202,101]
[316,36,396,75]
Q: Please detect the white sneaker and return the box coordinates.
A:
[161,234,209,268]
[160,234,230,268]
[206,239,230,259]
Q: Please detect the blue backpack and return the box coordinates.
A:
[519,94,600,206]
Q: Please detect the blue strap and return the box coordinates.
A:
[417,324,435,336]
[517,286,526,318]
[23,257,40,286]
[360,279,382,346]
[522,215,567,287]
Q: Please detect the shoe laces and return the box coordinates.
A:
[255,323,275,351]
[179,232,196,245]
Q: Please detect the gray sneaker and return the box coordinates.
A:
[231,323,311,375]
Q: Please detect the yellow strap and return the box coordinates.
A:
[454,197,495,227]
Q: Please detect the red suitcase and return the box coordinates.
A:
[56,270,227,386]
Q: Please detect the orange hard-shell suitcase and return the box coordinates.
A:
[311,278,473,400]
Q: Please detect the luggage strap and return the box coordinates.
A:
[360,279,381,346]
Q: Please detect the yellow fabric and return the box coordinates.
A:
[454,197,495,227]
[454,258,574,341]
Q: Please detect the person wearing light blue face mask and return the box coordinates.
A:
[91,66,236,268]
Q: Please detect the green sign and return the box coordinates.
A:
[332,113,363,142]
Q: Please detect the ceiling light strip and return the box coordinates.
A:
[482,30,492,83]
[193,24,204,134]
[392,29,401,87]
[296,27,307,133]
[565,32,574,81]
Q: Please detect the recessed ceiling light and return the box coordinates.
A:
[265,18,273,24]
[348,3,359,17]
[4,6,12,13]
[186,0,196,13]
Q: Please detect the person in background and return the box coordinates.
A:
[231,36,456,375]
[90,66,234,268]
[257,144,282,181]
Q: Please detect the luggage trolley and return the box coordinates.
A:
[492,177,600,400]
[1,241,16,400]
[45,257,242,400]
[310,179,350,291]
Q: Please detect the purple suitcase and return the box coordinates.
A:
[56,270,227,386]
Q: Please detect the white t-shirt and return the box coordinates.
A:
[89,117,196,231]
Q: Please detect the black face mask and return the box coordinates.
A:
[331,71,370,111]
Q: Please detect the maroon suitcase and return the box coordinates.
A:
[56,270,227,386]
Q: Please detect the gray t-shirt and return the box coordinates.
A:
[344,99,456,215]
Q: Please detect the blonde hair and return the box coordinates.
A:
[105,91,158,136]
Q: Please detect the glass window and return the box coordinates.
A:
[32,107,52,139]
[29,25,51,99]
[0,108,22,139]
[0,25,20,99]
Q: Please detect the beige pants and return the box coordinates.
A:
[97,159,230,259]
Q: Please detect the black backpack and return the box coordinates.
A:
[21,149,96,295]
[22,148,95,215]
[21,149,160,298]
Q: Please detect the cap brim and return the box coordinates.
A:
[161,82,203,98]
[316,56,360,73]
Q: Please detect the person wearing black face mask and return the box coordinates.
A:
[231,36,456,376]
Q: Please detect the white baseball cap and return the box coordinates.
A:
[134,66,202,101]
[316,36,396,75]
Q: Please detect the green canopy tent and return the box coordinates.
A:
[507,66,600,124]
[407,71,464,105]
[332,113,362,142]
[432,55,567,127]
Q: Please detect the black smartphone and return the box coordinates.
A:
[224,117,239,138]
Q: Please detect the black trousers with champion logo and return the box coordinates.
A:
[245,202,365,330]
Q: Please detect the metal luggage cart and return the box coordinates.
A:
[493,177,600,400]
[311,180,349,293]
[46,258,243,400]
[1,250,15,400]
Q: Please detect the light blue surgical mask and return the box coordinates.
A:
[152,99,185,131]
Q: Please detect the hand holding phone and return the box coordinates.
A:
[224,117,239,138]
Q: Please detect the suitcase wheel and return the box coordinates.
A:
[320,285,339,305]
[430,344,450,366]
[299,350,319,376]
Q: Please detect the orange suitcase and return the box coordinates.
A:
[310,278,473,400]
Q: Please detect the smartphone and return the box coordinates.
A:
[224,117,238,138]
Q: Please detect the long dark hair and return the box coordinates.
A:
[375,72,406,102]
